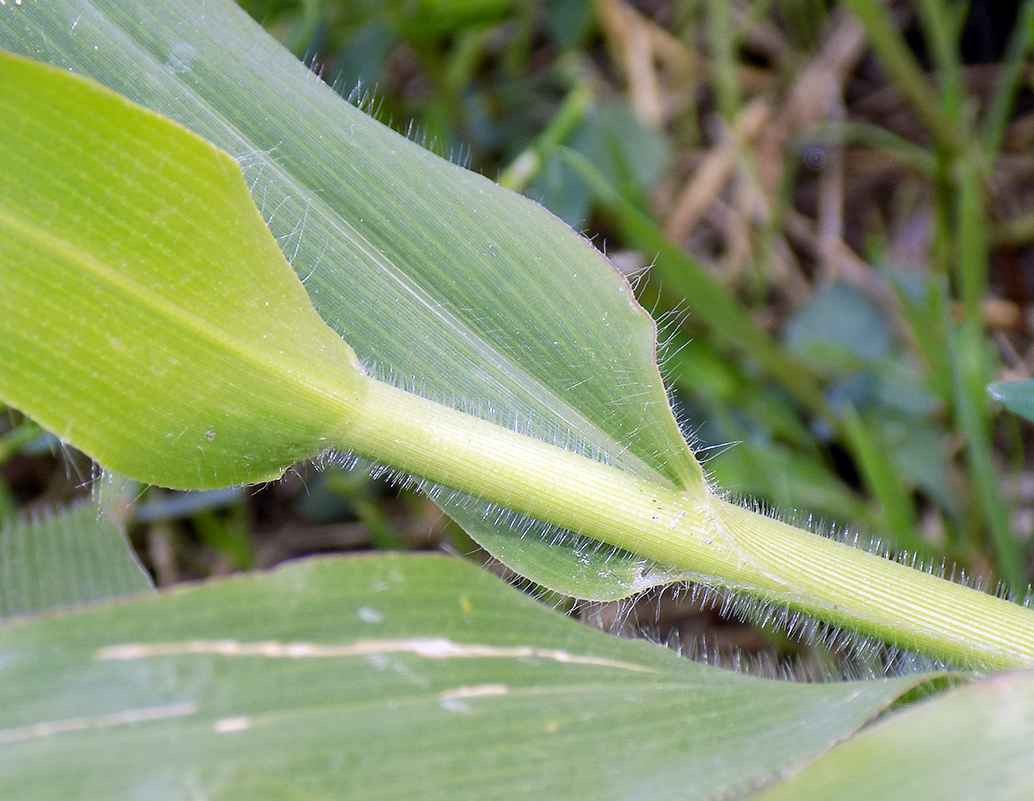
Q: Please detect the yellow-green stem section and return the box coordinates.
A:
[338,375,1034,670]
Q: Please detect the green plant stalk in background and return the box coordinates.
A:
[2,50,1033,672]
[838,0,1030,587]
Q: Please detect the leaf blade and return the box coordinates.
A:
[0,0,695,483]
[989,378,1034,425]
[745,671,1034,801]
[0,49,362,488]
[0,0,704,597]
[0,554,930,800]
[0,502,152,619]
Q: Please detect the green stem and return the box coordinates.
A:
[707,0,740,122]
[981,0,1034,156]
[842,406,925,555]
[916,0,965,123]
[497,82,593,192]
[334,374,1034,671]
[843,0,961,156]
[949,320,1027,589]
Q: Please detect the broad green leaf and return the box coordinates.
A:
[745,670,1034,800]
[990,378,1034,424]
[0,50,362,489]
[783,282,892,365]
[0,501,152,619]
[0,0,701,599]
[0,553,929,800]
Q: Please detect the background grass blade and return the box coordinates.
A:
[841,0,958,152]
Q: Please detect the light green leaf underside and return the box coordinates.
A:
[0,50,362,488]
[989,379,1034,425]
[0,553,927,800]
[0,501,153,619]
[0,0,700,599]
[746,670,1034,801]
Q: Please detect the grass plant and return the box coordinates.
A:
[3,0,1034,796]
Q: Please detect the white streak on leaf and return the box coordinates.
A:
[439,683,508,713]
[93,638,656,673]
[0,702,196,744]
[213,716,252,734]
[439,683,509,700]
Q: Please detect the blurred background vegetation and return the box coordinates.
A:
[4,0,1034,674]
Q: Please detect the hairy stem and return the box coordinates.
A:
[336,375,1034,671]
